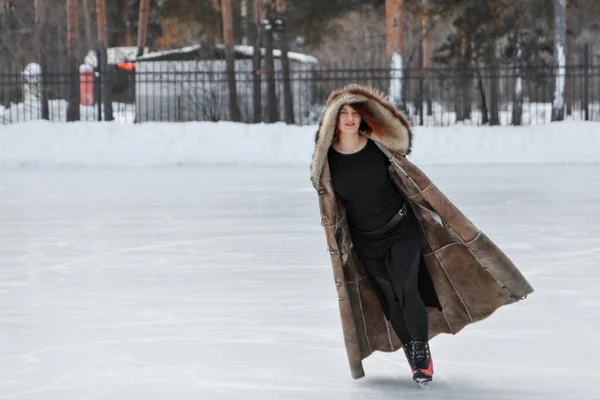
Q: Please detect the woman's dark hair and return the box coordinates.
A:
[334,102,382,141]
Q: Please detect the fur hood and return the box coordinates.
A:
[310,84,412,189]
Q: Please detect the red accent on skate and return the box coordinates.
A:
[412,357,434,377]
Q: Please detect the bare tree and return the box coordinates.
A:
[95,0,113,120]
[512,0,524,126]
[386,0,405,109]
[276,0,293,124]
[34,0,49,119]
[137,0,149,57]
[124,0,133,46]
[252,0,262,123]
[262,0,278,123]
[552,0,566,121]
[565,1,572,115]
[222,0,241,121]
[0,0,9,73]
[212,0,221,44]
[422,0,432,116]
[82,0,94,51]
[241,0,249,45]
[67,0,80,121]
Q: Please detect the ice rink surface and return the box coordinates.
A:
[1,164,599,399]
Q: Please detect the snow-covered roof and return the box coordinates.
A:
[135,44,203,61]
[84,46,149,67]
[136,44,318,64]
[233,45,319,64]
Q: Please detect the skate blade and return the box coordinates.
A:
[415,377,432,389]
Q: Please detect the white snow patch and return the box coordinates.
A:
[1,100,135,124]
[84,46,149,67]
[1,121,600,168]
[136,44,318,64]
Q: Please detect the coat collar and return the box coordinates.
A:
[310,84,413,189]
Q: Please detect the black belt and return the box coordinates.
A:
[350,203,407,237]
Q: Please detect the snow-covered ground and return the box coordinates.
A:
[2,120,600,168]
[1,101,135,124]
[1,164,599,399]
[3,99,600,126]
[405,101,600,126]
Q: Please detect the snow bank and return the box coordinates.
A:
[1,100,135,124]
[1,121,599,168]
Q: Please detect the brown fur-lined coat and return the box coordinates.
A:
[310,84,534,379]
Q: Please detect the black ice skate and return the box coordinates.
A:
[404,340,434,387]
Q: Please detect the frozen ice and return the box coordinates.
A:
[1,165,599,399]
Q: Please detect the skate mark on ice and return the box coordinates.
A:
[48,232,306,271]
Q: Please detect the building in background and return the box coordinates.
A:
[134,44,318,123]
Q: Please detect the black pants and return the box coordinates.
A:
[359,238,429,345]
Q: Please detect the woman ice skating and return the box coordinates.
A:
[310,84,534,385]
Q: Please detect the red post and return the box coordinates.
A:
[79,65,95,106]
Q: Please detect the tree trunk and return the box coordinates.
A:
[455,58,471,122]
[0,0,9,107]
[417,32,424,125]
[583,43,590,121]
[222,0,241,121]
[422,0,433,116]
[241,0,248,45]
[0,0,11,109]
[67,0,80,121]
[0,0,8,73]
[477,68,488,125]
[252,0,262,123]
[552,0,566,121]
[124,0,133,46]
[565,0,572,115]
[489,44,500,126]
[263,0,278,123]
[137,0,150,57]
[82,0,94,51]
[35,5,48,112]
[34,0,49,120]
[212,0,221,44]
[276,0,293,124]
[386,0,405,109]
[96,0,113,121]
[512,36,523,126]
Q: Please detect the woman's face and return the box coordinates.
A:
[337,104,361,136]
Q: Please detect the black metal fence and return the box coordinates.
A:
[2,60,600,126]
